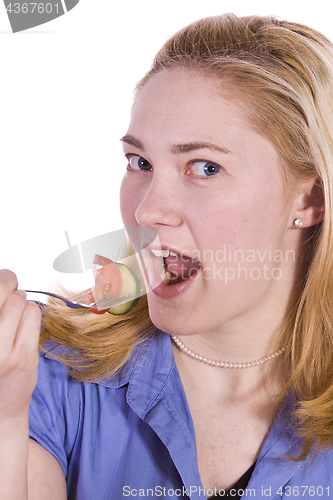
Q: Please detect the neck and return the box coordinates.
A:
[171,317,287,400]
[173,317,282,364]
[172,335,285,403]
[171,334,286,369]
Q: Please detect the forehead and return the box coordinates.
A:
[128,69,277,166]
[135,68,222,104]
[130,69,251,133]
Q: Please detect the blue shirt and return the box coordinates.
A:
[29,330,333,499]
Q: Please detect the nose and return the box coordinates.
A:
[135,175,183,229]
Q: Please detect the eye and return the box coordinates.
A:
[127,154,152,171]
[187,160,221,177]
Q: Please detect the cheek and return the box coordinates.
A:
[120,176,140,226]
[193,194,244,234]
[191,189,280,255]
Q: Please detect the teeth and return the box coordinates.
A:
[160,266,173,284]
[151,249,178,258]
[151,249,168,258]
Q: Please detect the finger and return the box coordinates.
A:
[14,301,42,357]
[0,270,19,309]
[0,290,28,361]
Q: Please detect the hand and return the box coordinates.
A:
[0,269,42,420]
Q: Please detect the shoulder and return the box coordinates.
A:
[30,329,175,424]
[28,349,126,477]
[32,329,172,392]
[34,350,84,399]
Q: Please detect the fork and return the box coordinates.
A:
[24,290,133,311]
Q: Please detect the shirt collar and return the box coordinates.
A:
[97,330,176,416]
[98,333,309,466]
[93,332,313,494]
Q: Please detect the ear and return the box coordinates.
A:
[291,176,324,228]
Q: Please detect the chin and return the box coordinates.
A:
[147,302,201,337]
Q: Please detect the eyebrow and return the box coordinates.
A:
[120,135,231,155]
[120,135,145,151]
[171,141,231,155]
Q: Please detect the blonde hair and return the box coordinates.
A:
[41,14,333,461]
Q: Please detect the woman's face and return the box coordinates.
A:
[120,69,300,337]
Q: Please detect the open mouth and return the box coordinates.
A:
[150,248,201,286]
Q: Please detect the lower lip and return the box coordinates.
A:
[152,269,200,299]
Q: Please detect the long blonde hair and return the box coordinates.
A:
[42,14,333,460]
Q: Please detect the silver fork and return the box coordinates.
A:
[24,290,133,311]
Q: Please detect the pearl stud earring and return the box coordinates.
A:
[294,218,303,227]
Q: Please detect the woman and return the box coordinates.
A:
[1,13,333,499]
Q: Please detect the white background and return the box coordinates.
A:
[0,0,332,293]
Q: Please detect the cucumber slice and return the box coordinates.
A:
[107,263,140,315]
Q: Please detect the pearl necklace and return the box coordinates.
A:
[171,335,286,369]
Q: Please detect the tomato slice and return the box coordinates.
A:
[85,291,108,314]
[86,254,123,314]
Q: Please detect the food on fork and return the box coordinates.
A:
[85,254,140,315]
